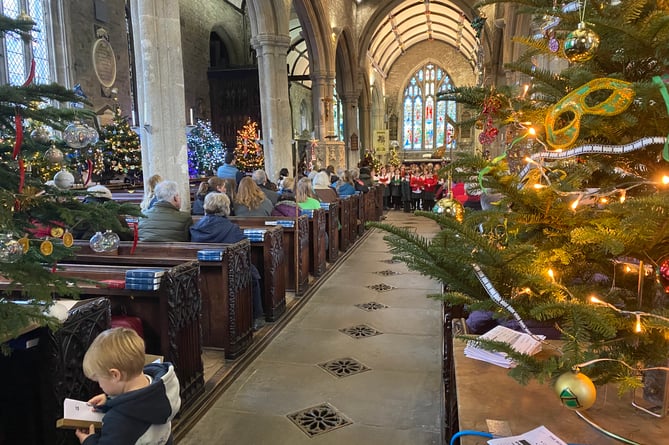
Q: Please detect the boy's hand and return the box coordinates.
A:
[75,424,95,443]
[87,393,107,409]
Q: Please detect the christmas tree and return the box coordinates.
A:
[97,103,142,184]
[371,0,669,396]
[0,14,141,343]
[187,119,226,177]
[234,118,264,172]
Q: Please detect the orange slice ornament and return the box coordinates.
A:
[18,236,30,253]
[62,231,74,247]
[50,227,65,238]
[40,239,54,256]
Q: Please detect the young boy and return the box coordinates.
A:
[75,327,181,445]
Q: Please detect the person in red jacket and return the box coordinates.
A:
[409,164,424,211]
[421,163,439,211]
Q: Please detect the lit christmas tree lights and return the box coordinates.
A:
[234,118,264,173]
[186,119,226,177]
[97,104,142,183]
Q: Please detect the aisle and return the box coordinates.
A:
[178,211,443,444]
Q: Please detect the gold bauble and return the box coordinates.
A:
[433,197,464,222]
[555,370,597,410]
[563,22,600,63]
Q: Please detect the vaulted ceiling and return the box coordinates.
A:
[287,0,479,85]
[366,0,479,78]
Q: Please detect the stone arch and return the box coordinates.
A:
[210,24,244,67]
[291,0,334,75]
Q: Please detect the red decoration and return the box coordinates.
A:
[18,159,25,193]
[12,112,23,159]
[130,222,139,255]
[84,159,93,186]
[22,59,35,87]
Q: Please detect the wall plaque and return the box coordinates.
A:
[92,38,116,88]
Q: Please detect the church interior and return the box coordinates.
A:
[2,0,669,444]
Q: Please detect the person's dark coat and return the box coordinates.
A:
[190,214,245,243]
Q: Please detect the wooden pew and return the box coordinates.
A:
[299,208,327,277]
[339,196,351,252]
[322,201,339,262]
[230,215,310,296]
[242,226,287,321]
[1,262,205,411]
[65,240,255,359]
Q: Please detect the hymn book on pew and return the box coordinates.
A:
[56,398,103,430]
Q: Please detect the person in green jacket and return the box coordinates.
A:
[138,180,193,241]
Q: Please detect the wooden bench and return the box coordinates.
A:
[2,262,205,411]
[242,225,287,321]
[66,240,255,359]
[230,215,310,296]
[322,201,339,262]
[339,196,352,251]
[299,208,327,277]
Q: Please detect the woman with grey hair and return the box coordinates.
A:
[138,180,192,241]
[190,193,266,330]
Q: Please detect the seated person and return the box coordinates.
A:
[190,193,265,329]
[138,180,192,241]
[334,170,356,197]
[75,327,180,445]
[272,177,299,217]
[312,171,338,203]
[233,177,274,217]
[74,184,134,241]
[296,177,322,210]
[191,177,227,215]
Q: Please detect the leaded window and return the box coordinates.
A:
[1,0,51,85]
[402,63,456,151]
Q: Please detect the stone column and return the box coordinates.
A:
[311,71,336,141]
[250,34,292,182]
[130,0,190,209]
[341,93,360,168]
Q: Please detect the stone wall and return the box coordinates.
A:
[179,0,252,123]
[66,0,133,123]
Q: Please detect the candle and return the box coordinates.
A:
[258,130,261,140]
[131,112,136,127]
[189,108,194,126]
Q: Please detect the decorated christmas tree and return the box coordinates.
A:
[371,0,669,404]
[234,118,264,172]
[388,143,402,168]
[97,103,142,184]
[187,119,226,177]
[0,14,141,343]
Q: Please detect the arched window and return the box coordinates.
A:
[299,99,309,134]
[1,0,51,85]
[402,63,456,151]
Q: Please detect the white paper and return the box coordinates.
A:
[464,325,544,368]
[487,425,568,445]
[63,398,104,423]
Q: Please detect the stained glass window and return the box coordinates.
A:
[1,0,51,85]
[402,63,456,151]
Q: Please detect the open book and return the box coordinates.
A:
[464,325,544,368]
[56,398,103,430]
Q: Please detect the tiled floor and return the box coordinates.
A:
[178,210,443,444]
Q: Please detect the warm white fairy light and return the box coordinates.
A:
[590,295,669,333]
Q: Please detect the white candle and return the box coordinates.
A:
[189,108,194,126]
[258,130,261,140]
[131,112,136,127]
